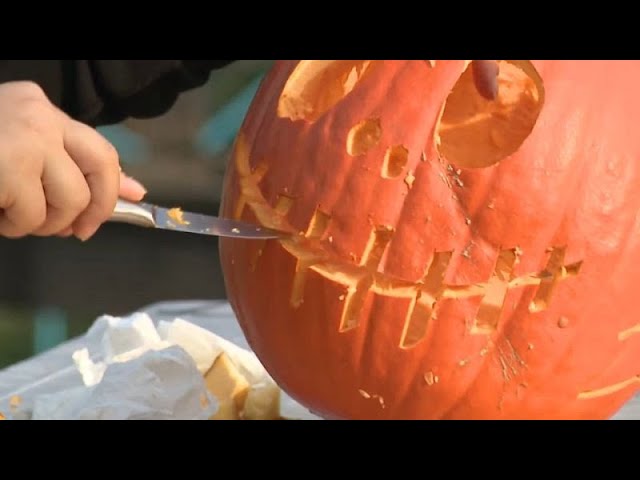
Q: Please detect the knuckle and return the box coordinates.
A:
[16,101,54,136]
[0,80,47,102]
[28,207,47,232]
[77,190,117,230]
[20,97,46,116]
[9,211,45,237]
[9,150,44,178]
[82,130,120,169]
[95,195,118,223]
[69,185,92,214]
[0,221,16,238]
[101,140,120,168]
[0,228,22,239]
[15,80,47,99]
[69,120,120,168]
[0,183,13,209]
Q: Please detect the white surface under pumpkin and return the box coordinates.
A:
[0,301,320,420]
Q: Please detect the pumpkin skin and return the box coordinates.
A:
[218,60,640,420]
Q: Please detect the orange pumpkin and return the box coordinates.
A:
[218,60,640,420]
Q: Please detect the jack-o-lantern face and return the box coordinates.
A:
[219,60,640,420]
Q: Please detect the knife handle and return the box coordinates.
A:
[109,199,156,228]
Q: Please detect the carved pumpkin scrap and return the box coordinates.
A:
[218,60,640,420]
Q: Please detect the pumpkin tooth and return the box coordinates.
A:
[400,251,453,348]
[471,249,518,335]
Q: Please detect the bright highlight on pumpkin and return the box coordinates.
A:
[436,60,545,169]
[277,60,375,122]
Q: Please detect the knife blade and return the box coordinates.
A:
[109,199,286,240]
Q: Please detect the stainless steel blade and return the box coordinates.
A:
[110,199,286,240]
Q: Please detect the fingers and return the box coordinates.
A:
[56,227,74,237]
[472,60,500,101]
[119,171,147,202]
[0,82,135,241]
[0,174,47,238]
[48,170,146,237]
[63,119,120,241]
[32,152,91,236]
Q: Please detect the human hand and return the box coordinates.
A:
[471,60,500,100]
[0,81,147,241]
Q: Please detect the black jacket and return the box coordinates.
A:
[0,60,234,126]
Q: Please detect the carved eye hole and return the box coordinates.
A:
[277,60,375,123]
[435,60,545,169]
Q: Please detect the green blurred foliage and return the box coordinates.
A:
[0,305,33,367]
[0,304,103,368]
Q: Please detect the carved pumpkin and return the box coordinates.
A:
[218,60,640,420]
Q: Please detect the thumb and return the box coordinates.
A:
[119,170,147,202]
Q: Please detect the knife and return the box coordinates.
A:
[109,199,286,240]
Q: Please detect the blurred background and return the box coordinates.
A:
[0,60,274,369]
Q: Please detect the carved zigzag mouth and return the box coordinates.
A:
[229,133,582,349]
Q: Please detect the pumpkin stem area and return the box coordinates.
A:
[277,60,374,122]
[435,60,545,169]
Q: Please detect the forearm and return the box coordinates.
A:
[0,60,235,126]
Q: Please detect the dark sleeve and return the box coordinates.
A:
[0,60,234,126]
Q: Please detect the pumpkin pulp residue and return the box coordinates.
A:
[167,207,190,226]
